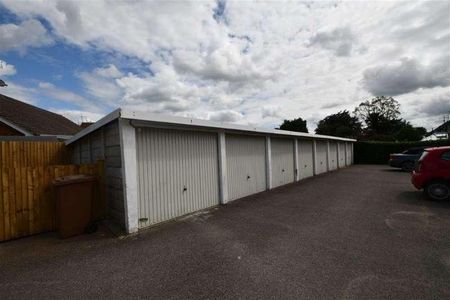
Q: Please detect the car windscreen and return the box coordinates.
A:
[403,148,423,155]
[418,151,429,161]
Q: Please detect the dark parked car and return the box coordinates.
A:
[411,146,450,200]
[389,147,425,172]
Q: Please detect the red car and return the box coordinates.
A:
[411,146,450,200]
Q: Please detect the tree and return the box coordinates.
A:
[279,117,308,133]
[354,96,400,123]
[315,110,362,138]
[363,113,396,138]
[355,96,401,140]
[354,96,426,141]
[394,123,426,141]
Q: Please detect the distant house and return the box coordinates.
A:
[422,120,450,141]
[0,93,81,139]
[80,122,94,129]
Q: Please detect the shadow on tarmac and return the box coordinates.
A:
[396,190,450,210]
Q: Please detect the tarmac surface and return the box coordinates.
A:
[1,165,450,299]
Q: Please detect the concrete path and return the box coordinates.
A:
[1,165,450,299]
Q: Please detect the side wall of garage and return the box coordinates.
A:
[70,120,125,227]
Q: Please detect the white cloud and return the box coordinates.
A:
[37,81,98,111]
[1,0,449,130]
[0,81,36,104]
[419,93,450,117]
[77,73,123,106]
[308,27,358,57]
[261,105,282,118]
[116,67,202,113]
[208,110,243,123]
[0,59,16,76]
[94,64,123,78]
[363,56,450,96]
[50,109,104,124]
[0,19,52,52]
[172,45,273,84]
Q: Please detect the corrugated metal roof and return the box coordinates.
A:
[66,108,357,145]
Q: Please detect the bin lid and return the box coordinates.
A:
[53,174,96,186]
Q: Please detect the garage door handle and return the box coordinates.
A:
[282,169,285,172]
[247,175,251,180]
[183,186,187,192]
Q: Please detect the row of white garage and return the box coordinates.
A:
[136,127,353,229]
[67,110,356,233]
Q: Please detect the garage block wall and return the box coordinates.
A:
[70,120,125,227]
[70,117,354,232]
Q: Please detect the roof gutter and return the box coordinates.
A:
[121,109,356,142]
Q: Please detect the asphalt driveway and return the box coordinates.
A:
[1,165,450,299]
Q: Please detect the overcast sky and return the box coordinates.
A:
[0,0,449,131]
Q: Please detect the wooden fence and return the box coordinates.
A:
[0,141,105,242]
[0,141,69,168]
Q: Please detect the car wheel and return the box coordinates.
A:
[425,180,450,201]
[401,161,415,172]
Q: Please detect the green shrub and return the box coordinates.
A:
[354,139,450,164]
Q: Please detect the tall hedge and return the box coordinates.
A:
[354,139,450,164]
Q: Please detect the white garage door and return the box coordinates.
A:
[271,138,295,188]
[136,127,219,228]
[329,141,338,170]
[226,134,266,201]
[298,139,314,179]
[338,142,346,168]
[315,140,328,174]
[346,142,353,166]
